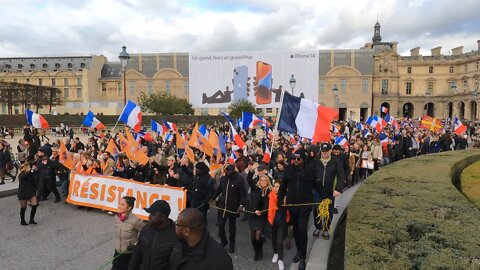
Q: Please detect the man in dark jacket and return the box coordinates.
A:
[212,164,247,253]
[277,149,316,270]
[189,162,215,225]
[314,143,345,241]
[36,155,62,203]
[129,200,177,270]
[170,208,233,270]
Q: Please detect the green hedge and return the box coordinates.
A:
[345,151,480,270]
[460,161,480,209]
[0,115,225,128]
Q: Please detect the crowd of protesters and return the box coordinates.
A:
[3,116,479,270]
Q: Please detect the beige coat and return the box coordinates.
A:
[114,213,145,253]
[371,142,383,160]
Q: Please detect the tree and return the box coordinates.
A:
[139,92,194,115]
[0,82,61,114]
[228,99,256,119]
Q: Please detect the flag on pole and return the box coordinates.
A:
[125,129,149,165]
[105,139,120,156]
[334,135,349,147]
[278,92,335,143]
[25,109,49,129]
[119,100,142,133]
[151,119,163,133]
[381,105,389,114]
[262,146,271,163]
[379,133,389,146]
[59,140,74,170]
[420,115,443,132]
[82,111,105,130]
[163,120,177,132]
[454,117,467,135]
[176,132,186,149]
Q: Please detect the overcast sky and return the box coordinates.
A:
[0,0,479,60]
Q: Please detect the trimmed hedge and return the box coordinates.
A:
[345,150,480,270]
[460,161,480,209]
[0,115,225,128]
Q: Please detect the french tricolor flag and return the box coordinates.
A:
[454,117,467,135]
[335,135,349,147]
[82,111,105,130]
[379,133,389,146]
[278,92,335,143]
[151,119,163,133]
[381,106,389,114]
[163,120,177,131]
[26,109,49,129]
[119,100,142,133]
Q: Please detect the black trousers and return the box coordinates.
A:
[313,190,335,231]
[111,250,132,270]
[271,223,286,260]
[290,211,310,259]
[217,214,237,246]
[38,177,60,200]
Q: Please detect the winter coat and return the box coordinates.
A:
[114,213,145,253]
[315,156,345,194]
[277,162,316,215]
[169,231,233,270]
[212,171,247,218]
[190,172,215,209]
[129,220,177,270]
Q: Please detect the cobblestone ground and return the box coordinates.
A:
[0,194,297,270]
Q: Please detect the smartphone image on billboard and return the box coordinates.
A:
[256,61,272,105]
[233,65,248,103]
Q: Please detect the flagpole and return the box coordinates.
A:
[270,90,286,152]
[113,101,128,134]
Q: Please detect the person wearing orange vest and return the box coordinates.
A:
[268,180,290,270]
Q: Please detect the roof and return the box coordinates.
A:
[0,56,93,73]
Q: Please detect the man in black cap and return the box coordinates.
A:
[313,143,345,240]
[129,200,177,270]
[212,164,247,253]
[277,149,316,270]
[170,208,233,270]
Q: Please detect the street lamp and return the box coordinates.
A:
[289,74,296,96]
[118,46,130,106]
[332,84,339,119]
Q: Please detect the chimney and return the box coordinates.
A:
[391,42,398,53]
[452,46,464,56]
[410,47,420,56]
[431,46,442,56]
[477,40,480,51]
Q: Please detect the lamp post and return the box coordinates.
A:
[118,46,130,106]
[289,74,296,96]
[332,84,339,119]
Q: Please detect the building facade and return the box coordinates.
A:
[0,23,478,121]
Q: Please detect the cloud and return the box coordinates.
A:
[0,0,478,60]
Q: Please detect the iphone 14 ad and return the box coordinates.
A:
[233,65,248,102]
[256,61,272,105]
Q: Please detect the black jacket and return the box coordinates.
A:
[190,172,215,209]
[315,156,345,194]
[169,231,233,270]
[277,162,316,214]
[129,220,177,270]
[212,171,247,218]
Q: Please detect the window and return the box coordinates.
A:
[38,78,43,86]
[183,81,189,97]
[477,62,479,70]
[77,78,82,85]
[464,79,469,92]
[429,66,433,74]
[165,80,171,95]
[201,108,209,116]
[266,108,273,113]
[64,78,69,86]
[465,65,468,72]
[26,78,30,83]
[147,80,153,95]
[77,88,82,98]
[13,79,17,83]
[129,81,135,96]
[256,108,263,115]
[449,81,457,92]
[64,88,69,98]
[102,83,107,96]
[407,67,412,74]
[118,82,122,96]
[340,79,347,94]
[51,78,56,86]
[319,80,325,94]
[427,81,434,95]
[406,82,412,95]
[381,79,389,95]
[362,80,368,94]
[475,78,479,91]
[450,66,454,73]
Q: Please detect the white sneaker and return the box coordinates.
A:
[278,260,284,270]
[272,253,278,263]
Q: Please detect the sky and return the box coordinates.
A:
[0,0,479,60]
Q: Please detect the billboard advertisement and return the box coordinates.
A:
[189,51,319,108]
